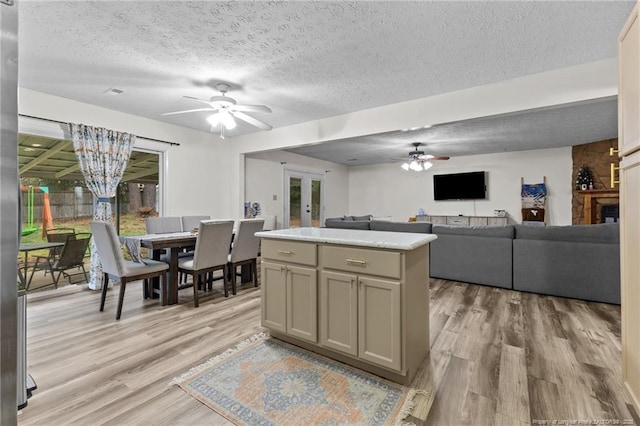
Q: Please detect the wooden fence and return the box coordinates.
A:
[22,189,129,221]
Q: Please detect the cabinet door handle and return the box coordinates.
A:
[350,278,355,287]
[345,258,367,265]
[611,163,620,188]
[277,250,293,255]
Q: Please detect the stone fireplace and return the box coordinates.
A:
[601,204,619,223]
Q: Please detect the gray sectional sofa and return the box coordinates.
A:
[430,225,514,290]
[324,217,620,304]
[513,224,620,304]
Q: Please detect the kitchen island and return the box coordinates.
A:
[255,227,436,384]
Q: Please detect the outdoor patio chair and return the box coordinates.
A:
[48,236,90,287]
[74,232,92,257]
[228,219,264,295]
[46,227,76,258]
[90,221,169,320]
[28,228,76,285]
[177,220,234,307]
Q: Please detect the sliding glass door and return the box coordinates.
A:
[284,169,324,228]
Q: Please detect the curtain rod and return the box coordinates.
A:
[18,114,181,146]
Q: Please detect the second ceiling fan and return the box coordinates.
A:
[397,142,449,171]
[162,83,273,138]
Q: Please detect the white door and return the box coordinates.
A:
[284,169,324,228]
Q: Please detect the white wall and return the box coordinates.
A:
[227,60,617,218]
[245,150,349,228]
[18,88,233,219]
[348,147,573,225]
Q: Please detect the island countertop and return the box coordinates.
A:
[255,227,436,250]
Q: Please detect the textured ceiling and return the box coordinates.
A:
[19,1,634,142]
[283,98,618,165]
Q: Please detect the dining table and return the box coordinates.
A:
[124,230,254,305]
[133,232,197,305]
[18,242,64,287]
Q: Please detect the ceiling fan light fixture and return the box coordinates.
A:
[206,113,221,127]
[410,160,423,171]
[206,111,237,130]
[401,162,410,171]
[422,161,433,171]
[220,111,237,129]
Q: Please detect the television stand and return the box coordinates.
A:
[415,214,508,226]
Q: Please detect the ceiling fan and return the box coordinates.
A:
[162,83,272,138]
[396,142,450,171]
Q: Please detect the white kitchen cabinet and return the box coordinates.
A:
[620,1,640,413]
[258,230,432,385]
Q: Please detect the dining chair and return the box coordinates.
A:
[181,215,211,233]
[260,215,277,231]
[180,215,211,258]
[228,219,264,295]
[90,221,169,320]
[145,217,182,234]
[177,220,234,307]
[145,216,186,262]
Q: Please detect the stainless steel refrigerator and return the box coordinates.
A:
[0,0,19,423]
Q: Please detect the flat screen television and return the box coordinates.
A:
[433,171,486,200]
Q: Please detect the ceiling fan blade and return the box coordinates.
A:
[231,104,272,113]
[161,107,215,116]
[232,111,273,131]
[183,95,213,106]
[418,154,450,161]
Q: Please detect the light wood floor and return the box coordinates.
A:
[18,277,635,425]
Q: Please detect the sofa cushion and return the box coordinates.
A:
[370,220,432,233]
[325,219,371,230]
[430,232,513,289]
[514,223,619,244]
[513,239,620,304]
[351,214,373,221]
[432,224,515,238]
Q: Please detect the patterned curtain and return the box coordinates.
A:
[70,123,135,289]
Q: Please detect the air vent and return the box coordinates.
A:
[104,87,124,96]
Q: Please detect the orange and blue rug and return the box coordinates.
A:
[172,333,419,425]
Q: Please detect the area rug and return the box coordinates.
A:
[171,333,423,425]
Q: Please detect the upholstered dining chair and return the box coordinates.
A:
[90,221,169,320]
[179,215,211,261]
[145,216,182,234]
[228,219,264,295]
[181,215,211,233]
[145,216,187,263]
[177,220,234,307]
[260,215,277,231]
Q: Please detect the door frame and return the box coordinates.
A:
[283,168,325,229]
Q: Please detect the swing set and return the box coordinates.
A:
[21,185,54,238]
